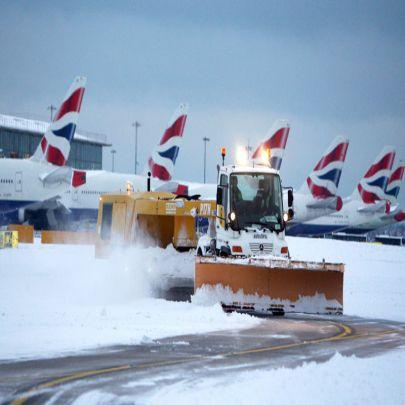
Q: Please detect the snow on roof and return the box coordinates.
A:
[0,113,111,146]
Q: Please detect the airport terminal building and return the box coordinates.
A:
[0,113,111,169]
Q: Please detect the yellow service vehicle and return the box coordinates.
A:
[0,230,18,249]
[95,190,216,258]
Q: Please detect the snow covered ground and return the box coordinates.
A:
[287,236,405,322]
[0,241,259,361]
[70,350,405,405]
[1,237,405,403]
[1,237,405,361]
[137,350,405,405]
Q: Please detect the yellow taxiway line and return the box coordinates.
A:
[11,322,400,405]
[231,322,352,356]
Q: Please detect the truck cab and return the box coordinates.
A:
[197,164,293,258]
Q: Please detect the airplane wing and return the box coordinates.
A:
[21,195,71,214]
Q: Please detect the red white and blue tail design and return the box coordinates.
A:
[31,76,86,166]
[148,103,188,181]
[356,146,396,204]
[252,120,290,170]
[385,165,404,203]
[305,136,349,200]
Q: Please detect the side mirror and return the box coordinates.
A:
[288,189,294,208]
[216,187,223,205]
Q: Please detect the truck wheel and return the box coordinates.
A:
[220,245,231,257]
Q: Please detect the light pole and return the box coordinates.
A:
[203,137,210,183]
[110,149,116,172]
[245,140,252,160]
[132,121,141,174]
[47,104,57,122]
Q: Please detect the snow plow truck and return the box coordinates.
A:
[195,149,344,315]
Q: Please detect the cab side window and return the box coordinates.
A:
[220,174,228,218]
[100,203,113,240]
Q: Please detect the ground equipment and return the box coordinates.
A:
[95,190,215,258]
[0,230,18,248]
[195,149,344,315]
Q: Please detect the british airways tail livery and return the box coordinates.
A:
[304,135,349,204]
[31,76,86,166]
[251,120,290,170]
[354,145,395,206]
[288,146,397,236]
[148,103,188,181]
[0,76,87,227]
[287,136,349,228]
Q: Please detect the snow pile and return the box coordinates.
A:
[1,241,194,307]
[137,350,405,405]
[287,237,405,321]
[0,241,258,360]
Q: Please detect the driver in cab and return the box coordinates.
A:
[254,178,273,215]
[231,176,243,208]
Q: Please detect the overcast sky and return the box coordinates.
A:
[1,1,404,205]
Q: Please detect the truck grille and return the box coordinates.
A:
[249,243,273,255]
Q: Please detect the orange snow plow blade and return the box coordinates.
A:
[195,257,344,315]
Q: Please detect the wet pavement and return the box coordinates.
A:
[1,314,405,404]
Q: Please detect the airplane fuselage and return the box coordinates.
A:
[0,158,69,225]
[288,191,339,224]
[287,198,388,236]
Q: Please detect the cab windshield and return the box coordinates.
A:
[230,172,283,231]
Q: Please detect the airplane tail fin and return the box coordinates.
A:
[148,103,188,181]
[251,119,290,170]
[302,135,349,200]
[31,76,86,166]
[385,164,404,204]
[353,146,396,203]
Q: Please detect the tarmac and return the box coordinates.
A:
[1,314,405,404]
